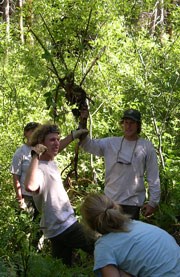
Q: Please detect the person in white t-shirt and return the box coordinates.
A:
[80,108,161,219]
[81,193,180,277]
[24,124,95,266]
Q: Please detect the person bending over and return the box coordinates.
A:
[81,193,180,277]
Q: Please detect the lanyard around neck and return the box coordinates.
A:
[117,137,138,165]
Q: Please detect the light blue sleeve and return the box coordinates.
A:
[93,241,118,275]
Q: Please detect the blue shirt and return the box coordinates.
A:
[94,220,180,277]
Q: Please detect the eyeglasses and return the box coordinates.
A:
[117,137,138,165]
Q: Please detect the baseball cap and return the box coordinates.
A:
[122,109,141,122]
[24,122,39,132]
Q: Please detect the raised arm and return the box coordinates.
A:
[24,144,47,192]
[58,129,88,152]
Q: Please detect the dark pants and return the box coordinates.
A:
[50,221,95,266]
[120,205,140,220]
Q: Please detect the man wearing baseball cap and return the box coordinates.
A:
[80,108,161,220]
[122,109,141,121]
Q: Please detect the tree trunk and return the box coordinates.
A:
[19,0,24,43]
[4,0,10,40]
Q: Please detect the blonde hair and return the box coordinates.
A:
[30,123,60,146]
[81,193,130,234]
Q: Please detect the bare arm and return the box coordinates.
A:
[59,134,73,152]
[59,130,89,152]
[12,174,23,201]
[101,265,121,277]
[101,265,132,277]
[24,155,41,192]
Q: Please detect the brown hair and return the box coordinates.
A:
[29,124,60,146]
[81,193,130,234]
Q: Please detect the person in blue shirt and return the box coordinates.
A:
[81,193,180,277]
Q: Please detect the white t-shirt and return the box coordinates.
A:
[33,160,77,238]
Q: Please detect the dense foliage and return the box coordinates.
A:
[0,0,179,276]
